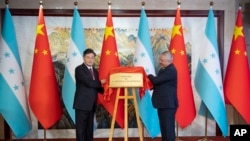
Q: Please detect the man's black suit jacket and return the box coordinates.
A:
[73,63,104,111]
[148,63,178,109]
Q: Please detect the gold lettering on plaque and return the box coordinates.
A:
[109,73,143,87]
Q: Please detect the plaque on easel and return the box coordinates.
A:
[107,66,152,141]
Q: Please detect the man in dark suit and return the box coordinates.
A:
[148,51,178,141]
[73,48,105,141]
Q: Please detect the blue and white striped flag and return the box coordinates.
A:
[0,6,31,138]
[62,6,86,123]
[133,8,160,138]
[194,7,228,136]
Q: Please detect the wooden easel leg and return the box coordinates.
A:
[108,87,143,141]
[132,88,143,141]
[109,88,121,141]
[124,88,128,141]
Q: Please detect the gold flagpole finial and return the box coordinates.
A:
[238,3,242,10]
[177,0,181,5]
[141,1,145,6]
[239,2,242,7]
[39,0,43,5]
[210,1,214,6]
[74,1,78,6]
[108,1,112,6]
[5,0,9,5]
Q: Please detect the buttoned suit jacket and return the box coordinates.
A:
[148,63,178,109]
[73,63,104,111]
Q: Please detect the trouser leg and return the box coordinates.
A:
[158,108,176,141]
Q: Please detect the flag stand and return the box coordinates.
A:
[4,121,12,141]
[175,123,183,141]
[9,129,12,141]
[198,108,212,141]
[235,108,240,124]
[108,87,143,141]
[43,129,47,141]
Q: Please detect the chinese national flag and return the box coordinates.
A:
[223,7,250,124]
[97,7,124,128]
[169,6,196,128]
[29,5,63,129]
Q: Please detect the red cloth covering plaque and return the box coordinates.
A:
[103,66,153,101]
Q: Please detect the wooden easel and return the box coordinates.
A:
[108,87,143,141]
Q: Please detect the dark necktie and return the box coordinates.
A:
[89,68,95,80]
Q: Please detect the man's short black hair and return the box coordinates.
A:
[83,48,96,57]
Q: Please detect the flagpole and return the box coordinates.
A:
[140,2,146,140]
[44,129,47,141]
[108,0,111,9]
[198,2,213,141]
[74,0,78,7]
[175,1,184,141]
[5,2,11,141]
[9,128,12,141]
[236,109,239,124]
[197,2,214,141]
[8,119,12,141]
[235,3,243,125]
[5,0,9,7]
[40,1,46,140]
[175,123,183,141]
[4,1,12,140]
[6,120,13,141]
[197,108,212,141]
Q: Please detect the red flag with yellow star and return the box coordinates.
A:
[169,6,196,128]
[29,5,62,129]
[97,7,124,128]
[224,7,250,124]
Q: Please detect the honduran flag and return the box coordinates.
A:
[62,6,86,123]
[194,7,228,136]
[133,7,160,138]
[0,5,32,138]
